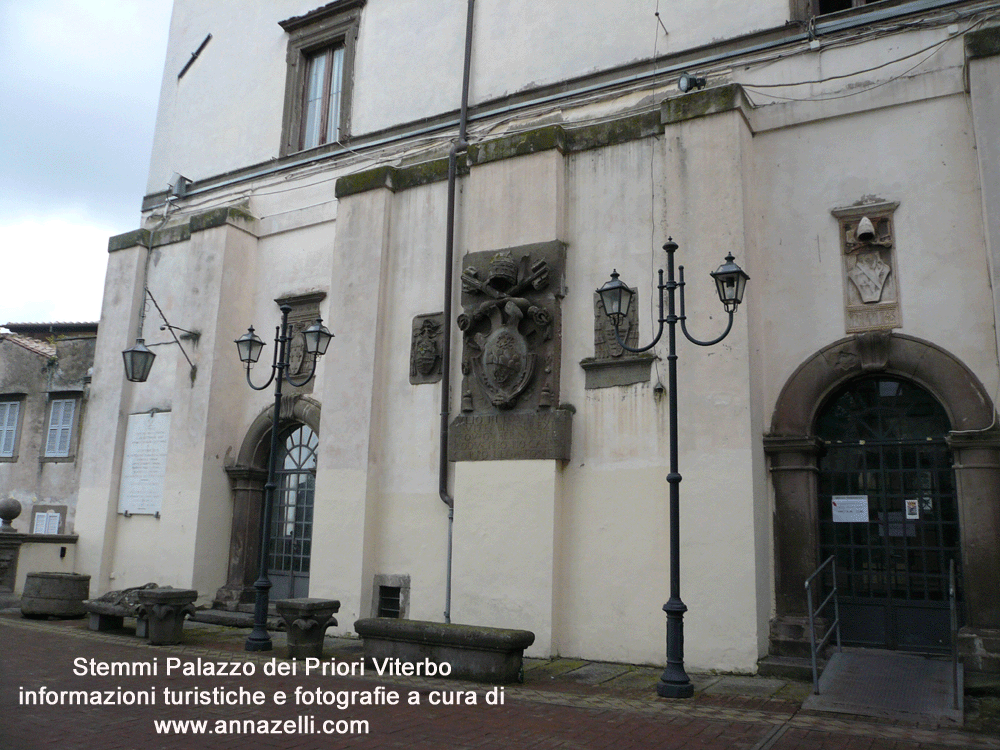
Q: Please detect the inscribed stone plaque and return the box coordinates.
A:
[119,411,171,515]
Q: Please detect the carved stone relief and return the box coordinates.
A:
[275,291,327,394]
[832,199,900,333]
[409,313,444,385]
[449,241,571,461]
[593,290,639,358]
[580,288,656,389]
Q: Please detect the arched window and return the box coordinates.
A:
[269,424,318,599]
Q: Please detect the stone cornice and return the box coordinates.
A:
[108,205,257,253]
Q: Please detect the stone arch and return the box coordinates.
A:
[214,395,321,608]
[236,395,322,469]
[764,332,1000,658]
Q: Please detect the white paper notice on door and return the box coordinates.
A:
[832,495,869,523]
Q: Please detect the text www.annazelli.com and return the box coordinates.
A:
[154,717,369,735]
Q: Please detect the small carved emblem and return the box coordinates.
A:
[274,292,326,392]
[410,314,444,384]
[847,250,891,303]
[593,291,639,358]
[286,320,308,377]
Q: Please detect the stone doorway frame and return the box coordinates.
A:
[764,333,1000,658]
[214,395,321,609]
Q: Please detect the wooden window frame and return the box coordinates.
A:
[0,397,24,462]
[279,0,365,156]
[42,394,79,461]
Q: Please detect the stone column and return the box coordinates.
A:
[215,465,267,608]
[946,430,1000,630]
[763,434,824,657]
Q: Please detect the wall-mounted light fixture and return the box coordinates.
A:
[122,289,198,384]
[677,72,707,93]
[168,172,191,199]
[122,339,156,383]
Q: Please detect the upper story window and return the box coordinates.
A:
[302,45,346,149]
[793,0,886,18]
[0,399,21,459]
[44,396,77,459]
[817,0,877,12]
[279,0,365,155]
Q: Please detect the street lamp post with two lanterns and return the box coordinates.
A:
[234,304,333,652]
[596,237,749,699]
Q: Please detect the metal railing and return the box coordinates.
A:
[950,558,959,711]
[805,555,842,695]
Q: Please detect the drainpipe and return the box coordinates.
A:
[441,0,475,624]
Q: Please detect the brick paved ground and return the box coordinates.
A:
[2,614,998,750]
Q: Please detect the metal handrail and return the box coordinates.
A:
[805,555,842,695]
[950,558,959,711]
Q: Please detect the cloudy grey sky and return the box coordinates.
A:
[1,0,173,324]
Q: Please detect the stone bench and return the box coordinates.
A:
[275,598,340,658]
[354,618,535,684]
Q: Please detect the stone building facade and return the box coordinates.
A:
[76,0,1000,674]
[0,322,97,535]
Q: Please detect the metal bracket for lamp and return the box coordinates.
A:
[122,289,199,384]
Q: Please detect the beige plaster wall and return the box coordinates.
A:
[148,0,789,190]
[14,540,79,595]
[751,90,999,427]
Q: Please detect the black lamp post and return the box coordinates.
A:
[235,304,333,651]
[596,238,748,699]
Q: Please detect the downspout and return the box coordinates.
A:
[441,0,475,624]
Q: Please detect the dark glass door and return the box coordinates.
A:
[816,378,961,652]
[269,425,318,600]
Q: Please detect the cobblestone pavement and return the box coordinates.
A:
[2,613,998,750]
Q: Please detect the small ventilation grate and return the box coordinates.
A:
[378,586,401,618]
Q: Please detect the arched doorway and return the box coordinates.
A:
[215,395,321,610]
[269,424,318,599]
[764,333,1000,660]
[815,376,959,652]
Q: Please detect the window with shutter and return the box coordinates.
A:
[0,401,19,458]
[45,398,76,458]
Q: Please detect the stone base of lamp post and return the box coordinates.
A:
[136,588,197,645]
[275,598,340,659]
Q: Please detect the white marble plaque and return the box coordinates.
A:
[118,411,171,515]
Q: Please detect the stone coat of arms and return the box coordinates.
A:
[457,246,561,412]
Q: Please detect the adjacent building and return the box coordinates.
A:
[0,322,97,535]
[75,0,1000,675]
